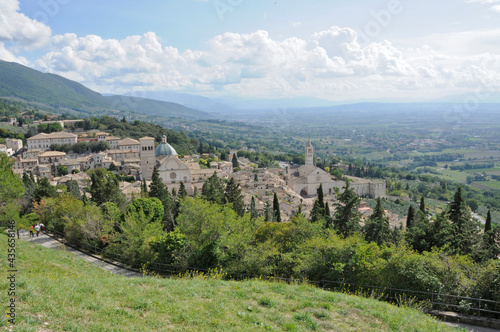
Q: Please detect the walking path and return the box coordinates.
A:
[21,231,143,278]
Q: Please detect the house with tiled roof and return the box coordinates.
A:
[27,132,77,150]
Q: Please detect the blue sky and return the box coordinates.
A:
[1,0,500,103]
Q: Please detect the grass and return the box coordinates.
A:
[0,234,463,331]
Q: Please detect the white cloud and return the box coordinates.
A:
[1,19,496,102]
[0,0,52,50]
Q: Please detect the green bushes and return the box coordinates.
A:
[31,192,499,306]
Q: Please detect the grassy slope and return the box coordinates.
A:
[0,234,460,331]
[0,60,110,110]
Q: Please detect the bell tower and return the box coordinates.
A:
[140,136,155,180]
[305,139,314,166]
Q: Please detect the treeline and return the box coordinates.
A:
[450,162,495,171]
[50,141,110,154]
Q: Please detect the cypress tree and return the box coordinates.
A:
[406,205,415,229]
[364,197,391,245]
[273,192,281,222]
[310,184,326,222]
[317,184,324,207]
[250,196,258,219]
[232,153,240,169]
[264,200,271,222]
[324,202,330,217]
[419,196,426,216]
[481,210,499,261]
[149,165,165,199]
[448,187,479,255]
[149,165,175,231]
[178,181,187,199]
[485,210,492,233]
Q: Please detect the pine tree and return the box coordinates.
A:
[428,211,452,249]
[201,172,225,205]
[447,187,479,255]
[178,181,188,199]
[364,197,391,245]
[332,181,361,237]
[273,192,281,222]
[250,196,258,219]
[65,180,82,201]
[225,177,245,216]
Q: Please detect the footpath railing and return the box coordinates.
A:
[43,229,500,320]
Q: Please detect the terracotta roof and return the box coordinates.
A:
[118,137,140,146]
[38,151,67,157]
[28,132,77,140]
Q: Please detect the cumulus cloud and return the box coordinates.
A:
[0,13,494,102]
[0,0,52,49]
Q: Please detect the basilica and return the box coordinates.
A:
[287,140,386,199]
[139,135,233,194]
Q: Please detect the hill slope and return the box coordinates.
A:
[0,233,460,331]
[0,60,110,110]
[0,60,214,120]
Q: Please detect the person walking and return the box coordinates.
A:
[29,226,34,238]
[39,222,45,234]
[34,224,40,237]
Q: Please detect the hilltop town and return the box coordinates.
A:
[2,117,389,224]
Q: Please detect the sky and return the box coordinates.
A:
[1,0,500,104]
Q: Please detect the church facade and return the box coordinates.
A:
[139,135,231,194]
[287,141,386,199]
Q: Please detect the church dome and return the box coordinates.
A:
[155,135,178,157]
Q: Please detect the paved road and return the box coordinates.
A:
[444,322,500,332]
[21,231,143,278]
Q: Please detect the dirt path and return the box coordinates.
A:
[20,231,143,278]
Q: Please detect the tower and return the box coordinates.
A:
[140,136,155,180]
[305,139,314,166]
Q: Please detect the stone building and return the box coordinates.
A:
[288,141,386,199]
[6,139,23,152]
[139,135,229,194]
[27,132,77,150]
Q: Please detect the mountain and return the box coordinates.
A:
[0,60,110,110]
[0,60,214,120]
[137,90,236,113]
[106,95,216,120]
